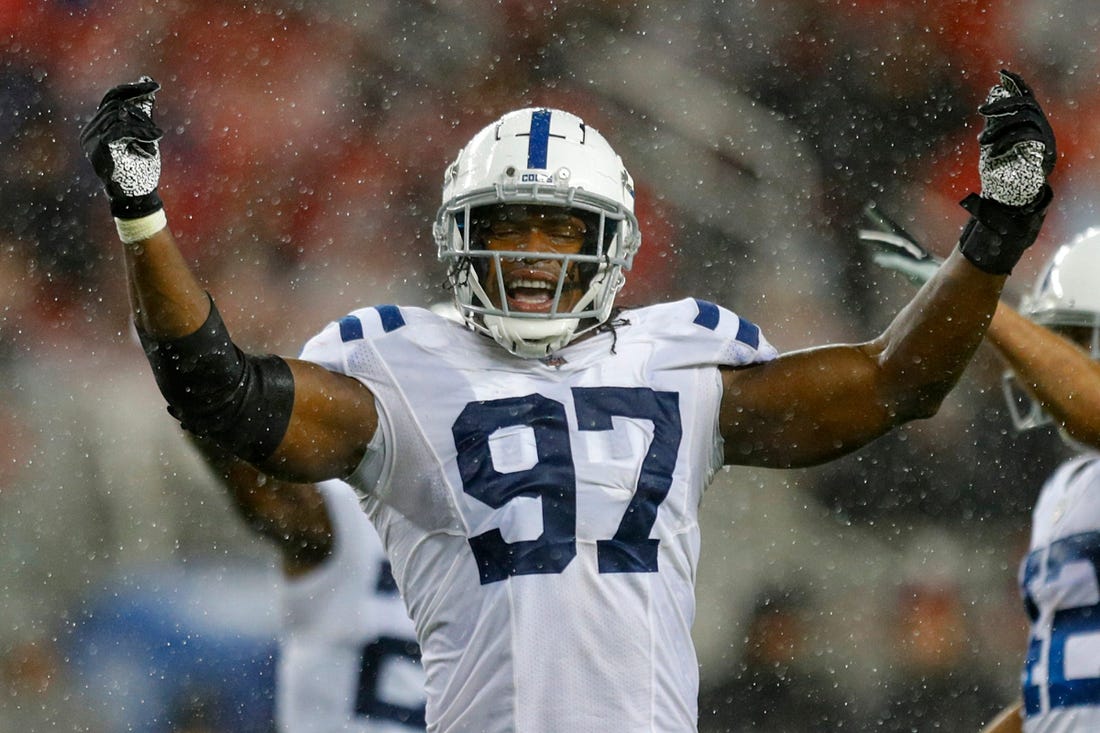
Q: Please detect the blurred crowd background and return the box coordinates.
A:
[2,0,1099,731]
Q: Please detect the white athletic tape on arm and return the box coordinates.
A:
[114,209,167,243]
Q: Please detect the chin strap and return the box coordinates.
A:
[485,314,580,359]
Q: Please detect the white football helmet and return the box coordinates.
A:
[1003,227,1100,434]
[432,108,641,359]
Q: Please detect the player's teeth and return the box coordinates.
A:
[510,279,552,290]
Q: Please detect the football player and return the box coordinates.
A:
[862,216,1100,733]
[81,70,1054,732]
[194,441,426,733]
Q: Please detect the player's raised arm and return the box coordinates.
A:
[720,69,1056,467]
[863,189,1100,451]
[80,78,376,481]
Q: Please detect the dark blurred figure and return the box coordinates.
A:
[698,588,859,733]
[0,67,105,315]
[875,575,1003,733]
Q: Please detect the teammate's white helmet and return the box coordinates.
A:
[1003,227,1100,433]
[433,108,641,359]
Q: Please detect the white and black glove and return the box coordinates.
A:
[79,76,167,241]
[858,202,941,288]
[957,69,1056,275]
[975,70,1056,206]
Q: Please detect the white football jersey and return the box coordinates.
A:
[278,480,426,733]
[1019,452,1100,733]
[299,298,777,733]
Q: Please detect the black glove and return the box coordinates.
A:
[957,69,1055,275]
[978,69,1056,174]
[79,77,164,219]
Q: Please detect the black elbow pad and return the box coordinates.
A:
[138,297,295,462]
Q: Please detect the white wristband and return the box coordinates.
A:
[114,209,167,244]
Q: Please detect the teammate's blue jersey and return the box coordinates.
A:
[300,298,776,733]
[1019,452,1100,733]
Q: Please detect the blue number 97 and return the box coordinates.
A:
[452,387,681,585]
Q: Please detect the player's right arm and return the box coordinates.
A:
[81,78,376,482]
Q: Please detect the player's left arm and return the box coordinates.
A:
[721,69,1056,468]
[860,191,1100,450]
[721,249,1005,467]
[192,437,334,576]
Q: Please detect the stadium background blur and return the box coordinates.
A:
[2,1,1097,731]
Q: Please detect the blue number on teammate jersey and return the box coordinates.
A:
[355,560,424,726]
[1021,531,1100,715]
[452,387,681,584]
[355,635,425,727]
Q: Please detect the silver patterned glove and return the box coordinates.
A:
[977,81,1050,207]
[957,69,1055,275]
[79,76,164,219]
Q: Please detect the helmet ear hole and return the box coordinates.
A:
[577,209,604,256]
[577,209,609,285]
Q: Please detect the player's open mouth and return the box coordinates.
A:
[505,276,573,313]
[506,278,555,312]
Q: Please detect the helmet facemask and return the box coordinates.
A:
[433,108,641,359]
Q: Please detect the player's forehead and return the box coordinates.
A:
[474,204,587,228]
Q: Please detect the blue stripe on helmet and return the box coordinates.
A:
[527,109,551,169]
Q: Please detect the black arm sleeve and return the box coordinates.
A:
[137,296,295,462]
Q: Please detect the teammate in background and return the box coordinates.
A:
[80,69,1054,732]
[195,441,425,733]
[862,216,1100,733]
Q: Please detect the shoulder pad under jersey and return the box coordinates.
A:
[624,298,778,369]
[298,305,414,370]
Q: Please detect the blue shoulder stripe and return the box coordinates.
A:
[735,318,760,350]
[692,299,720,330]
[337,306,405,343]
[339,315,363,342]
[692,298,761,349]
[375,305,406,333]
